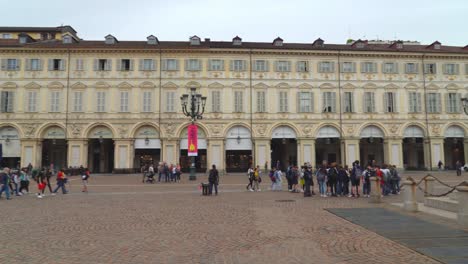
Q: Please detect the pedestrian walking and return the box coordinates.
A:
[19,168,30,194]
[82,168,90,193]
[52,169,68,195]
[327,163,338,196]
[456,160,462,176]
[0,168,12,200]
[252,167,261,191]
[350,161,362,198]
[271,167,282,191]
[246,167,254,191]
[303,166,313,197]
[208,164,219,195]
[316,166,327,197]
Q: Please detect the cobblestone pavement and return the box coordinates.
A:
[1,171,465,264]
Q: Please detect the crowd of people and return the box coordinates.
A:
[141,162,182,184]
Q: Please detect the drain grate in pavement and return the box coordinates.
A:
[275,199,296,202]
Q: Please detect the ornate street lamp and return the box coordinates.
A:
[98,135,104,144]
[462,97,468,115]
[181,87,207,181]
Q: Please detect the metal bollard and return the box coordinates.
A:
[424,175,435,197]
[369,176,381,203]
[456,182,468,228]
[403,178,419,212]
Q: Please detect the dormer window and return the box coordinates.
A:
[396,43,403,49]
[105,34,118,44]
[232,36,242,46]
[434,43,441,49]
[312,38,324,47]
[273,37,283,46]
[19,36,27,44]
[353,39,367,48]
[147,35,159,45]
[427,41,441,50]
[190,35,201,45]
[63,35,72,44]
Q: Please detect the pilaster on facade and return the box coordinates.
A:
[161,138,177,165]
[429,137,445,170]
[67,139,88,168]
[114,139,134,169]
[207,139,224,173]
[341,137,360,167]
[254,139,270,170]
[20,139,41,168]
[383,137,404,169]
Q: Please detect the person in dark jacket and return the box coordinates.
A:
[303,166,313,197]
[0,168,12,200]
[208,164,219,195]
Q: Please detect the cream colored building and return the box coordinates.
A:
[0,26,467,173]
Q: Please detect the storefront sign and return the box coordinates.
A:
[89,127,113,139]
[187,124,198,157]
[44,127,66,139]
[135,127,159,138]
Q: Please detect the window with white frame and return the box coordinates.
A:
[405,63,418,74]
[26,91,37,112]
[343,92,353,112]
[140,59,155,71]
[118,59,133,71]
[120,91,129,112]
[322,92,336,112]
[364,92,375,113]
[96,91,106,112]
[0,91,14,112]
[163,59,178,71]
[384,92,396,112]
[256,91,266,112]
[443,64,459,75]
[142,91,152,112]
[276,61,291,72]
[254,60,268,72]
[208,59,224,71]
[424,63,437,74]
[5,59,19,71]
[230,60,246,71]
[185,59,201,71]
[279,91,288,112]
[296,61,308,72]
[427,93,441,113]
[75,59,84,71]
[166,91,176,112]
[48,59,65,71]
[211,90,221,112]
[382,62,398,74]
[446,93,461,113]
[73,91,83,112]
[234,91,243,112]
[298,92,313,112]
[27,59,42,71]
[408,92,422,113]
[50,91,60,112]
[2,33,12,39]
[318,61,335,73]
[95,59,111,71]
[361,62,377,73]
[341,62,356,73]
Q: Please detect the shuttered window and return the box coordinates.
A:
[143,91,152,112]
[446,93,461,113]
[211,91,221,112]
[27,91,37,112]
[343,92,353,112]
[275,61,291,72]
[254,60,268,72]
[48,59,66,71]
[26,59,42,71]
[322,92,336,112]
[185,59,202,71]
[427,93,441,113]
[230,60,246,71]
[162,59,179,71]
[139,59,155,71]
[166,91,175,112]
[296,61,308,72]
[234,91,243,112]
[408,92,422,113]
[279,91,288,112]
[120,91,129,112]
[364,92,375,113]
[96,91,106,112]
[341,62,356,73]
[256,91,266,112]
[94,59,112,71]
[117,59,134,71]
[73,91,83,112]
[382,62,398,74]
[208,59,224,71]
[6,59,20,71]
[0,91,14,112]
[298,92,313,113]
[361,62,377,73]
[424,63,437,74]
[405,63,419,74]
[318,61,335,73]
[75,59,84,71]
[384,92,396,112]
[443,64,459,75]
[50,91,60,112]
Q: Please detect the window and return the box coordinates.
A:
[50,91,60,112]
[26,91,37,112]
[75,59,84,71]
[96,91,106,112]
[234,91,243,112]
[254,60,268,72]
[343,92,353,112]
[424,63,437,74]
[211,91,221,112]
[95,59,111,71]
[427,93,441,113]
[405,63,418,74]
[2,59,19,71]
[230,60,246,71]
[166,91,175,112]
[296,61,308,72]
[19,37,27,44]
[318,61,335,73]
[341,62,356,73]
[276,61,291,72]
[120,91,129,112]
[322,92,336,113]
[49,59,65,71]
[185,59,201,71]
[41,33,49,40]
[0,91,14,112]
[408,92,422,113]
[140,59,155,71]
[279,91,288,112]
[384,92,396,113]
[364,92,375,113]
[361,62,377,73]
[63,35,72,44]
[256,91,266,112]
[382,63,398,74]
[208,59,224,71]
[119,59,133,71]
[163,59,179,71]
[446,93,461,113]
[27,59,42,71]
[73,91,83,112]
[143,91,152,112]
[298,92,313,113]
[2,33,12,39]
[443,64,459,75]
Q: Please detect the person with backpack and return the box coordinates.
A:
[44,168,54,194]
[303,166,313,197]
[208,164,219,195]
[362,165,373,198]
[327,163,338,197]
[285,165,293,191]
[381,164,392,196]
[246,167,254,191]
[0,168,12,200]
[389,165,400,194]
[52,169,68,195]
[82,168,90,193]
[253,166,261,192]
[350,161,362,198]
[272,167,282,191]
[316,166,328,197]
[337,165,348,196]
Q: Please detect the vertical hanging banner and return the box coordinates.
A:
[187,124,198,156]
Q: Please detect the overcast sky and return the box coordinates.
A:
[2,0,467,45]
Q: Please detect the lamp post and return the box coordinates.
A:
[461,97,468,115]
[181,87,207,181]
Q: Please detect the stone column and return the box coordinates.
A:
[430,137,445,171]
[254,139,270,170]
[455,183,468,228]
[423,138,432,170]
[424,175,435,197]
[369,176,381,203]
[20,139,41,168]
[464,139,468,167]
[161,138,177,165]
[207,139,224,173]
[342,137,360,167]
[383,138,404,169]
[113,139,133,169]
[402,179,419,212]
[300,138,316,166]
[66,139,88,168]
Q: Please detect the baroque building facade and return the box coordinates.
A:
[0,26,467,173]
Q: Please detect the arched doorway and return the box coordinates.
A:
[133,126,161,169]
[271,126,297,171]
[403,125,425,169]
[41,126,67,170]
[225,126,252,172]
[87,126,114,173]
[359,125,385,166]
[315,126,341,166]
[0,126,20,168]
[444,125,465,169]
[179,127,207,173]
